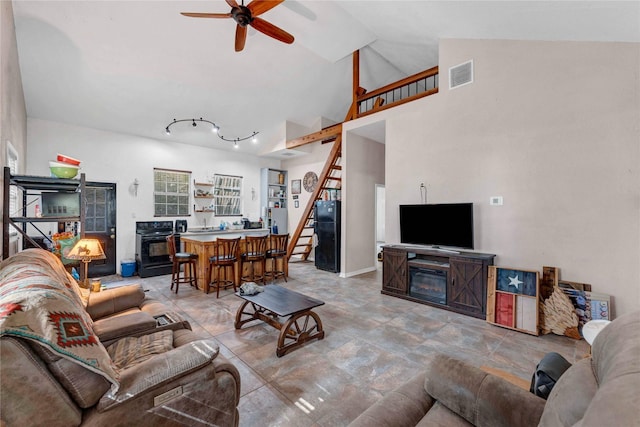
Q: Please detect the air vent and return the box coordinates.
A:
[449,60,473,90]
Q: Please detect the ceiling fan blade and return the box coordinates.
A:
[247,0,284,17]
[250,17,294,44]
[226,0,240,8]
[235,25,248,52]
[181,12,232,19]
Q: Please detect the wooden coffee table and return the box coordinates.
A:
[234,285,325,357]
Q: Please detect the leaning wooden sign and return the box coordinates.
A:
[486,266,540,335]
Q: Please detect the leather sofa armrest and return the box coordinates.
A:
[425,354,546,427]
[92,311,158,343]
[87,284,146,320]
[349,372,434,427]
[97,339,220,411]
[84,338,240,426]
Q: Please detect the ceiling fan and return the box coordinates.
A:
[181,0,295,52]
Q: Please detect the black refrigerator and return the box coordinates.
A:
[314,200,341,273]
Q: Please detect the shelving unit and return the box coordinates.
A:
[260,168,288,234]
[261,168,288,209]
[193,181,214,213]
[2,166,86,259]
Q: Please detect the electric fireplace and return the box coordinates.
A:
[409,261,448,305]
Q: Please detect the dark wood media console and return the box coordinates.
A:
[382,245,496,319]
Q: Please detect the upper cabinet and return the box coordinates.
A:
[261,168,287,209]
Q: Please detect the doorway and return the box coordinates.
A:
[375,184,385,267]
[85,182,116,277]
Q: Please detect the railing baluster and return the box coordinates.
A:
[356,66,439,116]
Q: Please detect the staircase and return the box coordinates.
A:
[285,51,440,263]
[287,134,343,262]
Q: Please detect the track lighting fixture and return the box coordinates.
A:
[164,118,258,145]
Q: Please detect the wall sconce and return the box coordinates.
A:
[132,178,139,197]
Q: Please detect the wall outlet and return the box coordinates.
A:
[490,196,503,206]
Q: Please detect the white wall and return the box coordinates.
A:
[383,39,640,317]
[26,118,280,269]
[0,1,27,171]
[342,131,385,276]
[1,1,27,258]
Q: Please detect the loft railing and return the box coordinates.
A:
[356,66,439,118]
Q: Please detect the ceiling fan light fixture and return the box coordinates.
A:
[180,0,294,52]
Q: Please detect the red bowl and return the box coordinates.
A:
[56,153,81,166]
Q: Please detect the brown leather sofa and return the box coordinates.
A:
[349,310,640,427]
[0,249,241,426]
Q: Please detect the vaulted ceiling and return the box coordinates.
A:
[12,1,640,155]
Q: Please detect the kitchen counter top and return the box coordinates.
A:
[180,229,269,243]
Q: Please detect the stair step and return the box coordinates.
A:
[331,165,342,170]
[291,250,311,255]
[326,177,342,181]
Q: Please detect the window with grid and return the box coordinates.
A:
[153,168,191,216]
[84,187,107,232]
[7,143,19,235]
[213,174,242,216]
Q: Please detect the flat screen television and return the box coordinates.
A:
[399,203,474,249]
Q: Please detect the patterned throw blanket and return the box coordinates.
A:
[0,249,120,390]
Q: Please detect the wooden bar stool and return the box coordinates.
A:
[241,235,268,285]
[207,237,240,298]
[166,234,198,293]
[265,233,289,283]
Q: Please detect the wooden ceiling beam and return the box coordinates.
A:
[286,123,343,149]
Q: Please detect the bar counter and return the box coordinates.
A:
[180,229,287,292]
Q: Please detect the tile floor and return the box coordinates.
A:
[112,261,589,426]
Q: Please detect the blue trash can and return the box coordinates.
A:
[121,259,136,277]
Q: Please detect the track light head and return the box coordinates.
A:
[164,118,259,146]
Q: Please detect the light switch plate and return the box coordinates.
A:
[490,196,503,206]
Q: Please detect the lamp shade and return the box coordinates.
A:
[66,238,106,262]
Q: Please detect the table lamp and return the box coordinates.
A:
[67,238,106,289]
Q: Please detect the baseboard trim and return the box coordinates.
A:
[340,266,377,278]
